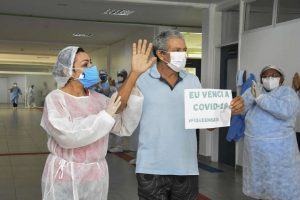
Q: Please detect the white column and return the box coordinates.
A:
[200,4,222,161]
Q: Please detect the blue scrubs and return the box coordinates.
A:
[10,86,22,105]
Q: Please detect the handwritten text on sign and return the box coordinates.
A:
[184,89,232,129]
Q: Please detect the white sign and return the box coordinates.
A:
[184,89,232,129]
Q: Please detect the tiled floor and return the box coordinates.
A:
[0,108,254,200]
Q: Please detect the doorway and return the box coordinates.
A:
[218,44,238,167]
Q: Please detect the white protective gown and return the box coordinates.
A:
[40,88,143,200]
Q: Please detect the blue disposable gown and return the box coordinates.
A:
[242,86,300,200]
[227,73,256,142]
[10,87,22,104]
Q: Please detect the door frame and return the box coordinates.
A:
[218,44,238,167]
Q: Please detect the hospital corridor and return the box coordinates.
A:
[0,0,299,200]
[0,109,252,200]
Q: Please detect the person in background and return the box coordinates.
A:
[116,69,128,89]
[41,82,50,106]
[9,82,22,110]
[242,65,300,200]
[108,76,117,95]
[95,70,112,97]
[27,85,36,109]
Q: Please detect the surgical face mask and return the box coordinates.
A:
[262,77,280,91]
[100,74,107,82]
[162,51,187,72]
[75,66,100,88]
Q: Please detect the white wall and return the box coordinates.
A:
[221,11,239,45]
[25,74,56,106]
[0,78,8,103]
[240,21,300,83]
[89,47,109,72]
[109,39,128,78]
[108,27,156,80]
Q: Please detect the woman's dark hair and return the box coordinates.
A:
[67,47,86,84]
[76,47,85,54]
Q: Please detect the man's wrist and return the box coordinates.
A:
[129,71,141,80]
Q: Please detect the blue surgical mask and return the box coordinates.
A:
[100,74,107,82]
[75,66,100,88]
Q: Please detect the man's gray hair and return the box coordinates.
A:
[152,30,184,60]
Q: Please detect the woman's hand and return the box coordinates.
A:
[251,80,262,98]
[106,92,122,116]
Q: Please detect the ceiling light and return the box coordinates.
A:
[103,9,135,16]
[36,56,50,59]
[73,33,93,38]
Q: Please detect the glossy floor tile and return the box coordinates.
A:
[0,108,254,200]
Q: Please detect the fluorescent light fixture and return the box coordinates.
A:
[181,32,202,35]
[0,71,52,75]
[187,53,202,58]
[103,9,135,16]
[73,33,93,38]
[36,56,50,59]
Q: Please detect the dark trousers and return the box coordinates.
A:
[136,173,198,200]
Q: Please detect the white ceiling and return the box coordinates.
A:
[0,15,151,55]
[0,0,207,27]
[0,0,227,72]
[0,0,229,30]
